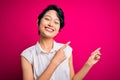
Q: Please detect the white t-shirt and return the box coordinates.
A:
[21,41,72,80]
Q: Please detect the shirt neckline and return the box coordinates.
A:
[36,41,59,54]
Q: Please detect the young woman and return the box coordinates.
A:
[21,5,101,80]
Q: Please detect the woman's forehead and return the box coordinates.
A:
[44,10,59,20]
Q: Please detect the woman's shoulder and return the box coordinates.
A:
[20,44,37,64]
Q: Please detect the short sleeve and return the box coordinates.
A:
[21,48,33,64]
[64,46,73,58]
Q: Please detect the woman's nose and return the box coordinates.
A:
[49,20,54,27]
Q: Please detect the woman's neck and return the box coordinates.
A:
[39,37,54,53]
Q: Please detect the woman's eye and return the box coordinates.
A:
[44,17,50,21]
[55,21,59,24]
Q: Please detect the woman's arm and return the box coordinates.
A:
[69,48,101,80]
[21,56,60,80]
[21,56,34,80]
[69,54,75,80]
[21,42,70,80]
[38,42,70,80]
[72,61,93,80]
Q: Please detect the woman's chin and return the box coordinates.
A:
[41,34,55,39]
[40,31,58,39]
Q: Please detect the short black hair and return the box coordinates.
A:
[38,5,64,29]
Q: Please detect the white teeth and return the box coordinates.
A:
[47,28,53,31]
[45,27,54,32]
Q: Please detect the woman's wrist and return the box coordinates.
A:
[51,59,60,67]
[85,61,94,67]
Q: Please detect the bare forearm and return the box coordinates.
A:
[73,62,93,80]
[73,48,101,80]
[38,42,70,80]
[38,60,58,80]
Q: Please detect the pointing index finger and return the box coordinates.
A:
[60,41,71,50]
[94,48,101,52]
[92,47,101,55]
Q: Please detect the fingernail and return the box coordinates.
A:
[67,41,71,44]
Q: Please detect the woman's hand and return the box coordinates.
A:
[52,41,71,66]
[72,48,101,80]
[86,48,101,66]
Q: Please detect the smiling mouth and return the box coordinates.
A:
[45,27,55,32]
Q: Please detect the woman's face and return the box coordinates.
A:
[39,10,60,38]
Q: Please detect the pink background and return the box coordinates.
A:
[0,0,120,80]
